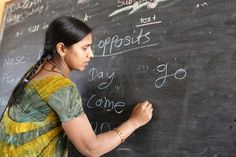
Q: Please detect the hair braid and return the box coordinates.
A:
[25,53,49,81]
[7,53,50,107]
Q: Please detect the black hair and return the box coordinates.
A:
[6,16,92,107]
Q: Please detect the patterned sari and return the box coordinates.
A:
[0,75,84,157]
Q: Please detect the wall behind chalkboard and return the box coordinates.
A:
[0,0,236,157]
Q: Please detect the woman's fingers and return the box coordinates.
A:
[130,100,154,129]
[144,101,152,111]
[142,101,149,108]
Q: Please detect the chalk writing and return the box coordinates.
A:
[42,22,49,30]
[134,63,187,88]
[193,1,208,14]
[88,67,115,89]
[24,5,44,17]
[110,0,168,17]
[135,63,149,72]
[117,148,132,151]
[6,12,23,26]
[140,13,156,23]
[7,0,42,13]
[1,73,20,86]
[80,13,92,22]
[87,94,126,114]
[6,0,45,26]
[16,30,24,37]
[97,43,158,57]
[114,85,121,92]
[3,56,27,67]
[136,14,162,27]
[155,64,187,88]
[15,23,48,38]
[91,121,111,134]
[96,28,158,57]
[28,24,40,33]
[77,0,89,5]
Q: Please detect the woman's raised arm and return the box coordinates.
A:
[62,101,153,157]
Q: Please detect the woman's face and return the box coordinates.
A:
[64,33,94,71]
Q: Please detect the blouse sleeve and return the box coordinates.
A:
[48,84,84,123]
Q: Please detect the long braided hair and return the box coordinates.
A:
[6,16,92,108]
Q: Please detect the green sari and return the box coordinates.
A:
[0,76,84,157]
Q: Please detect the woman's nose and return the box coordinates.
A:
[88,47,94,58]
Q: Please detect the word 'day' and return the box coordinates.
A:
[88,67,115,89]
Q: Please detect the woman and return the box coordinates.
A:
[0,16,153,157]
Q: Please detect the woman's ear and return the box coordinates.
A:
[56,42,67,59]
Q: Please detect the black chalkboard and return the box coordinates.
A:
[1,0,236,156]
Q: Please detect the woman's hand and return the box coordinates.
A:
[62,101,153,156]
[129,101,153,129]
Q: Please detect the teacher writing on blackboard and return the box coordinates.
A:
[0,16,153,157]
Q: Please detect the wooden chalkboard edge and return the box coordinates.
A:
[0,0,17,44]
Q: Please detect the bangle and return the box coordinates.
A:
[114,127,125,143]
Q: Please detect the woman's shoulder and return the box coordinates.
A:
[27,75,76,101]
[29,75,74,86]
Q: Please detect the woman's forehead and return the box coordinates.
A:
[80,33,93,44]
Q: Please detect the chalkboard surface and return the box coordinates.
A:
[1,0,236,156]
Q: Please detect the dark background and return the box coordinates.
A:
[0,0,236,156]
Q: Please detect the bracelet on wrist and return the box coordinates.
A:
[114,127,125,143]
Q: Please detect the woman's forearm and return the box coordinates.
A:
[88,119,137,157]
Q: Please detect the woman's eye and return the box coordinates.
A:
[82,47,87,51]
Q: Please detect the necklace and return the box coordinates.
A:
[42,60,66,77]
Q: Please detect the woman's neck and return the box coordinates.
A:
[43,58,71,78]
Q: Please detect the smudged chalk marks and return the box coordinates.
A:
[193,1,208,14]
[77,0,89,5]
[109,0,168,17]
